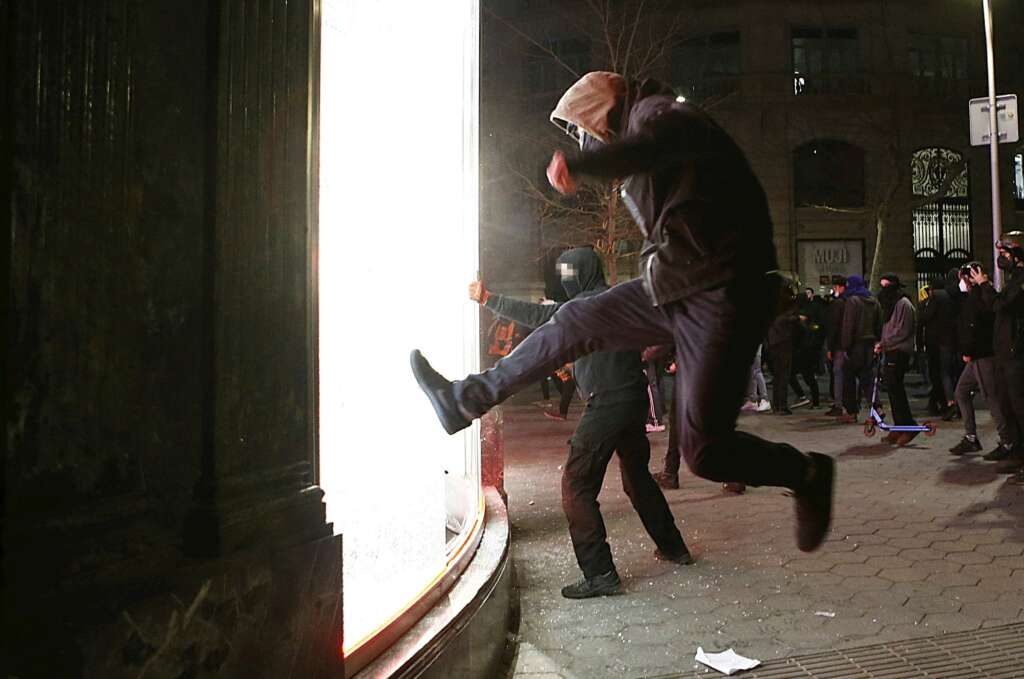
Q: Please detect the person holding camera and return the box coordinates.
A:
[990,232,1024,481]
[949,263,1013,456]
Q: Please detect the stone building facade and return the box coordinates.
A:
[481,0,1024,295]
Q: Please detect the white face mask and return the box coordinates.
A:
[958,279,969,293]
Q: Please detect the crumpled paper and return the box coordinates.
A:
[695,647,761,675]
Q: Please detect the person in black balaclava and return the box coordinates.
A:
[876,274,918,445]
[919,275,958,415]
[413,71,835,570]
[941,267,968,420]
[468,247,694,598]
[989,232,1024,481]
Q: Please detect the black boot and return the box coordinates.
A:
[654,546,694,565]
[410,350,471,435]
[560,570,621,599]
[794,453,835,552]
[653,471,679,489]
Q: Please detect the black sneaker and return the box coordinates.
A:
[560,570,621,599]
[942,405,961,422]
[654,547,695,565]
[984,444,1015,461]
[824,405,843,417]
[722,482,746,494]
[410,350,471,435]
[774,408,793,416]
[653,471,679,490]
[792,398,812,409]
[950,437,983,455]
[794,453,835,553]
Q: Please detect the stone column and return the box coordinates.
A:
[182,0,331,557]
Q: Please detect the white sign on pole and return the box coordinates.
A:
[969,94,1019,146]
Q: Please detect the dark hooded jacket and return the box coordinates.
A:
[482,248,648,446]
[919,276,957,350]
[838,275,880,350]
[552,73,778,306]
[956,282,996,359]
[994,265,1024,359]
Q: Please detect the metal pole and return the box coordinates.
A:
[983,0,1003,288]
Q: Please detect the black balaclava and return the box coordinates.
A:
[556,247,607,300]
[878,285,901,322]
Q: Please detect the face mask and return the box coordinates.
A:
[958,279,969,293]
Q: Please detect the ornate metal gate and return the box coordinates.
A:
[912,148,972,292]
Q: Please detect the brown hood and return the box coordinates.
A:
[550,71,626,143]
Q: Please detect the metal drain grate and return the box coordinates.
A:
[648,622,1024,678]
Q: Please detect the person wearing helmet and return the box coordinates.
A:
[469,248,694,598]
[412,71,834,567]
[990,232,1024,481]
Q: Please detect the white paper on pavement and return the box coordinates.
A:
[694,647,761,675]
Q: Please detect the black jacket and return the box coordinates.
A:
[994,267,1024,360]
[957,283,996,359]
[566,82,777,306]
[839,295,881,351]
[825,297,845,353]
[919,288,958,350]
[483,248,647,408]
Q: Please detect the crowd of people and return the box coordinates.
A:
[412,68,1024,601]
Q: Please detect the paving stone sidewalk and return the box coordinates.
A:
[503,393,1024,679]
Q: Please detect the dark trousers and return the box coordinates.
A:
[926,345,946,409]
[940,345,962,405]
[791,352,820,406]
[842,342,875,414]
[663,387,681,475]
[994,354,1024,448]
[557,376,576,417]
[646,360,667,424]
[769,343,793,410]
[955,356,1012,443]
[563,421,686,577]
[454,277,810,489]
[883,350,916,426]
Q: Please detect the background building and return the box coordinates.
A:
[480,0,1024,295]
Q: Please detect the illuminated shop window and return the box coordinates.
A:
[318,0,481,669]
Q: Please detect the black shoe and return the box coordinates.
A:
[654,547,695,565]
[774,408,793,416]
[792,398,811,409]
[560,570,621,599]
[1007,470,1024,486]
[942,405,961,422]
[722,482,746,494]
[653,471,679,490]
[410,350,471,435]
[984,444,1015,461]
[824,405,843,417]
[950,437,983,455]
[794,453,835,553]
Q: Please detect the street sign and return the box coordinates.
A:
[969,94,1019,146]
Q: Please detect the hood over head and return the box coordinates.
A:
[842,275,872,299]
[556,247,607,299]
[550,71,628,145]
